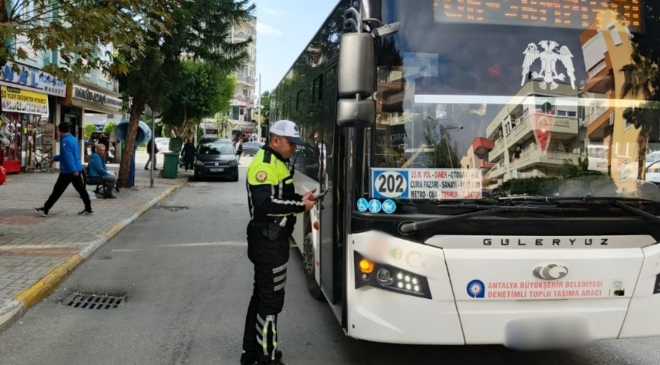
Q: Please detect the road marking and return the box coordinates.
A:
[110,241,248,252]
[159,241,247,248]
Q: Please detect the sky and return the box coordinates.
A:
[255,0,340,94]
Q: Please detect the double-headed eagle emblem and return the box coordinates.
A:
[521,40,576,90]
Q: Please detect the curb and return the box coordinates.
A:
[0,180,187,333]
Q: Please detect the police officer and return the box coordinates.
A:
[240,120,318,365]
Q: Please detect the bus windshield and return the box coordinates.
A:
[369,0,660,203]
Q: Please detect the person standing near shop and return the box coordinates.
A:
[181,138,196,172]
[145,138,159,170]
[240,120,318,365]
[34,123,93,216]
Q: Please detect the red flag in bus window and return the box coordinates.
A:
[534,114,554,152]
[489,64,501,79]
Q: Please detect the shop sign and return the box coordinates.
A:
[0,86,49,117]
[0,61,66,97]
[73,85,123,110]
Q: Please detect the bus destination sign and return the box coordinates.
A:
[434,0,643,31]
[371,168,483,200]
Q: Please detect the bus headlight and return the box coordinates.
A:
[196,160,204,166]
[354,252,432,299]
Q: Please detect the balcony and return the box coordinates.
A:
[487,164,506,178]
[505,114,579,149]
[588,102,610,126]
[587,93,615,135]
[510,149,580,171]
[236,74,255,85]
[588,60,607,80]
[489,139,506,163]
[586,56,613,93]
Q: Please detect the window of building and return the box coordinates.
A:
[608,23,623,46]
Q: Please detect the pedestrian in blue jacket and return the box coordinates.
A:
[34,123,93,216]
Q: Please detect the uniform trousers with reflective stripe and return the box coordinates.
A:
[242,220,291,362]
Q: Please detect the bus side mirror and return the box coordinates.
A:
[337,32,375,127]
[338,33,374,98]
[337,99,375,127]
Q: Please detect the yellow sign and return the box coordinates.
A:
[0,86,49,117]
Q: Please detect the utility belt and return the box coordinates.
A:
[252,215,296,241]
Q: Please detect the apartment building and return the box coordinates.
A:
[485,80,581,184]
[229,17,258,137]
[580,10,641,193]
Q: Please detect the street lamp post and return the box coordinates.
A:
[437,122,463,168]
[257,73,262,142]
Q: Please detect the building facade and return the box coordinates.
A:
[484,80,582,185]
[0,19,122,173]
[228,16,258,137]
[580,10,642,193]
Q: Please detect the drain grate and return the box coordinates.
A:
[63,293,125,309]
[159,206,189,212]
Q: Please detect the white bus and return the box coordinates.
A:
[272,0,660,350]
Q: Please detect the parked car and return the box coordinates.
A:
[194,138,238,181]
[155,137,170,153]
[646,151,660,168]
[242,141,264,156]
[180,138,231,167]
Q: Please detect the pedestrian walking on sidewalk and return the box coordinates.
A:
[240,120,318,365]
[89,145,118,199]
[34,123,93,217]
[145,138,159,170]
[181,139,196,172]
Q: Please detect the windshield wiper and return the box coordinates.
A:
[399,205,586,234]
[498,196,660,227]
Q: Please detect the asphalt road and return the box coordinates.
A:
[1,163,660,365]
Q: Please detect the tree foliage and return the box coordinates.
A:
[162,61,236,137]
[112,0,254,187]
[259,90,271,123]
[0,0,169,82]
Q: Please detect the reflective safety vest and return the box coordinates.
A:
[246,147,306,221]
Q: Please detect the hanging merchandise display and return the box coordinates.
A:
[1,86,51,173]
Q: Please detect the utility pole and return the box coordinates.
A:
[150,106,155,188]
[257,73,262,142]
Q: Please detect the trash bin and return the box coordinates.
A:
[163,152,179,179]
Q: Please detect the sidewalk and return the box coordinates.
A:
[0,156,190,331]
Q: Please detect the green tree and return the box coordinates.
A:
[624,102,660,180]
[621,48,659,102]
[259,90,271,124]
[0,0,168,81]
[163,61,237,138]
[423,116,459,168]
[620,48,660,180]
[113,0,254,187]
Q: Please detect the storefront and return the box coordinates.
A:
[0,62,65,173]
[60,82,123,162]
